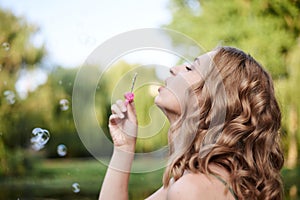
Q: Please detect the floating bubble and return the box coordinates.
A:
[57,144,67,157]
[2,42,10,51]
[59,99,69,111]
[3,90,16,104]
[31,128,50,151]
[58,80,62,85]
[72,183,80,193]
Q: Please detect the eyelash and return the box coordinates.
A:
[183,62,192,71]
[184,63,192,71]
[185,66,192,71]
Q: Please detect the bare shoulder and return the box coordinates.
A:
[145,186,168,200]
[167,173,213,200]
[167,172,233,200]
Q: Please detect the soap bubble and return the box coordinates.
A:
[2,42,10,51]
[72,183,80,193]
[59,99,69,111]
[57,144,67,157]
[3,90,16,104]
[31,128,50,151]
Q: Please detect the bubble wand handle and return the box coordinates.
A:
[125,73,137,105]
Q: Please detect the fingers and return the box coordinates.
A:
[109,114,121,125]
[110,98,137,123]
[116,100,126,112]
[111,100,126,119]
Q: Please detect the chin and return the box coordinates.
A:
[154,95,166,111]
[154,95,163,108]
[155,95,181,117]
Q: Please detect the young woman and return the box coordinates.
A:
[99,46,284,200]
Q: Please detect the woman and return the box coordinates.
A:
[99,46,284,200]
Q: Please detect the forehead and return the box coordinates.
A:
[190,51,218,80]
[195,51,216,61]
[194,51,217,67]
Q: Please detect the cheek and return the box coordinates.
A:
[185,72,202,86]
[167,76,190,103]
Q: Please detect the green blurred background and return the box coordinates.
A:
[0,0,300,199]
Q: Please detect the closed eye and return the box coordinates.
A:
[183,62,192,71]
[185,66,192,71]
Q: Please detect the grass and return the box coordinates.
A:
[282,167,300,200]
[0,158,164,200]
[0,158,299,199]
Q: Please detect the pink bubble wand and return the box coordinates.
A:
[125,73,137,105]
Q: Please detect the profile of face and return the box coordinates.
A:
[155,51,217,122]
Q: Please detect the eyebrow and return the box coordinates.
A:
[194,57,200,65]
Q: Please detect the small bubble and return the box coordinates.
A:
[57,144,67,157]
[58,80,62,85]
[59,99,69,111]
[72,183,80,193]
[2,42,10,51]
[3,90,16,104]
[3,81,7,86]
[32,127,43,136]
[31,128,50,151]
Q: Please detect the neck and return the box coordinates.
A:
[162,108,180,126]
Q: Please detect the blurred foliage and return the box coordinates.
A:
[0,8,46,176]
[0,9,45,75]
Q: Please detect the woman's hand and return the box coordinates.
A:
[108,99,137,152]
[99,98,137,200]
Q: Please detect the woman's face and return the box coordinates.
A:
[154,51,216,121]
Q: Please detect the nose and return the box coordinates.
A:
[169,67,176,76]
[169,65,186,76]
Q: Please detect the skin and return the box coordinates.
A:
[99,51,235,200]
